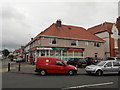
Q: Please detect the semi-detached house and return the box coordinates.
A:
[24,20,105,62]
[88,17,120,57]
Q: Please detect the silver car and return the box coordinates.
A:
[85,60,120,76]
[106,57,120,61]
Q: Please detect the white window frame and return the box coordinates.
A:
[85,41,89,46]
[71,40,78,46]
[94,42,100,47]
[49,38,57,44]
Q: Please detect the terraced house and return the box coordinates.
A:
[24,20,105,62]
[88,17,120,57]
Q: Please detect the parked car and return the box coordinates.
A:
[16,57,25,63]
[0,54,3,60]
[67,58,87,68]
[85,60,120,76]
[85,57,102,65]
[35,57,77,76]
[106,57,120,61]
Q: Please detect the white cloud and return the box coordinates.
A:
[1,1,118,51]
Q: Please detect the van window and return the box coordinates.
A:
[56,61,65,66]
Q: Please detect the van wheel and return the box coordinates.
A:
[68,70,74,76]
[40,70,47,76]
[96,70,103,76]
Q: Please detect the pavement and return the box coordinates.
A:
[1,60,86,75]
[1,60,36,74]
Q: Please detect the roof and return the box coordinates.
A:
[36,23,104,42]
[87,22,114,34]
[14,49,21,52]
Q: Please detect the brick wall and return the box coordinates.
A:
[40,37,105,58]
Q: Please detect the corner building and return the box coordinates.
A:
[24,20,105,61]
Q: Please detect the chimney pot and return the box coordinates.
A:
[56,19,62,28]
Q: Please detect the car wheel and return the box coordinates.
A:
[40,70,47,76]
[118,71,120,75]
[68,70,74,76]
[96,70,103,76]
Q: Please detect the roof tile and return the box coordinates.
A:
[36,23,104,42]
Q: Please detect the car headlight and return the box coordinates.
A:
[75,67,77,70]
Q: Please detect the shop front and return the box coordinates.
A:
[34,47,85,62]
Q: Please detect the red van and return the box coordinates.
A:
[35,57,77,76]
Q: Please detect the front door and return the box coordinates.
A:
[55,61,66,73]
[103,62,113,73]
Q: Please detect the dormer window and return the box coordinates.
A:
[71,40,78,46]
[49,38,57,44]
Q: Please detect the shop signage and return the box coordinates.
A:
[52,48,66,50]
[37,47,52,50]
[67,48,84,51]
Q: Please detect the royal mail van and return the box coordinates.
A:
[35,57,77,76]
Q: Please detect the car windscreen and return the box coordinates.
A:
[106,57,115,60]
[116,58,120,61]
[78,58,86,62]
[97,61,106,66]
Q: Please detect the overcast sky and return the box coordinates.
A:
[0,0,119,51]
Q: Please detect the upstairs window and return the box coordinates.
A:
[85,41,89,46]
[94,42,100,47]
[49,38,57,44]
[71,40,78,46]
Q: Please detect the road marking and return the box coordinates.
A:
[62,82,114,90]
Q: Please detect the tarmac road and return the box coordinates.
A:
[1,60,120,89]
[2,68,120,89]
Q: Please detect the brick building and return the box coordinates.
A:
[88,17,120,57]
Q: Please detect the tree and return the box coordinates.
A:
[2,49,10,59]
[8,54,14,61]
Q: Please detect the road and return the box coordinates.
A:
[2,69,120,89]
[1,60,120,90]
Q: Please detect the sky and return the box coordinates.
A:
[0,0,119,51]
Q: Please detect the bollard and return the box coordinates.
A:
[8,63,10,72]
[18,62,21,72]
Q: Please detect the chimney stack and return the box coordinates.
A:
[31,38,33,41]
[117,16,120,21]
[56,19,62,28]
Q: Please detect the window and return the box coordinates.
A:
[106,57,115,60]
[105,62,112,67]
[113,62,120,66]
[85,41,89,46]
[56,61,65,66]
[67,51,73,56]
[94,42,100,47]
[49,38,57,44]
[114,39,118,48]
[50,50,55,56]
[71,40,78,46]
[116,58,120,61]
[63,51,67,56]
